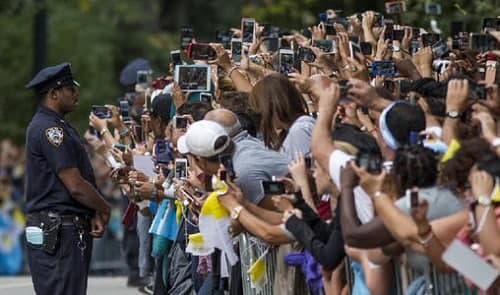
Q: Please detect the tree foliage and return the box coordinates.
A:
[0,0,498,143]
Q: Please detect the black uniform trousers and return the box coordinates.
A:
[27,225,93,295]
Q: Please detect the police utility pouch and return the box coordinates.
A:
[42,220,61,255]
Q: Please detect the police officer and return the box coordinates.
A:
[24,63,111,295]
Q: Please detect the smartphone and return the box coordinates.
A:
[297,47,316,63]
[424,3,442,16]
[483,17,500,32]
[119,100,131,122]
[187,43,216,60]
[174,116,188,129]
[410,187,419,208]
[442,240,499,291]
[170,50,183,66]
[241,18,256,44]
[349,41,361,59]
[360,42,373,55]
[359,106,369,115]
[397,79,412,94]
[113,143,128,153]
[371,61,396,77]
[231,39,242,64]
[393,29,405,42]
[134,125,144,143]
[469,83,487,100]
[155,140,172,165]
[174,65,211,92]
[200,92,212,104]
[218,153,236,180]
[422,33,441,47]
[91,105,111,119]
[136,70,150,89]
[262,180,286,195]
[355,152,382,173]
[174,158,188,180]
[325,23,336,36]
[470,33,497,52]
[219,170,227,182]
[312,40,335,54]
[338,79,349,100]
[431,40,450,58]
[304,155,312,169]
[263,37,279,52]
[385,1,407,14]
[180,26,194,50]
[384,19,394,41]
[278,49,295,75]
[215,29,232,49]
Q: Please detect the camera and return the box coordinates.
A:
[174,65,211,92]
[385,1,407,14]
[200,92,212,105]
[469,83,487,100]
[470,33,498,52]
[136,70,151,89]
[91,105,111,119]
[262,180,286,195]
[297,47,316,63]
[431,40,450,59]
[393,29,405,42]
[355,152,382,174]
[483,18,500,32]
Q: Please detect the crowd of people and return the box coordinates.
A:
[5,4,500,295]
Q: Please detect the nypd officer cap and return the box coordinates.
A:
[25,62,80,94]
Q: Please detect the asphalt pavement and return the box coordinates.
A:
[0,276,141,295]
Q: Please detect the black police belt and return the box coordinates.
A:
[27,211,91,228]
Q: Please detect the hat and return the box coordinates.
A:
[332,123,380,155]
[177,120,231,158]
[119,58,151,87]
[25,63,79,94]
[150,93,173,123]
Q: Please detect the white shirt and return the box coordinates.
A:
[328,149,374,223]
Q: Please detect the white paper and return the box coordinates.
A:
[442,239,499,291]
[133,155,156,178]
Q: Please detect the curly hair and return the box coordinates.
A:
[392,144,438,197]
[439,138,492,194]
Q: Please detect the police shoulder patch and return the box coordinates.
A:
[45,127,64,147]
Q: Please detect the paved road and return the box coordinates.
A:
[0,276,142,295]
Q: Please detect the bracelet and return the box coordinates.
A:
[373,191,384,200]
[475,205,491,235]
[227,66,239,77]
[99,128,109,136]
[418,230,434,247]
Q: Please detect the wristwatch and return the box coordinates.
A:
[446,110,461,119]
[231,206,244,220]
[477,195,492,207]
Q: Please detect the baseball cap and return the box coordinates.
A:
[177,120,231,158]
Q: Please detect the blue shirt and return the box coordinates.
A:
[24,105,95,215]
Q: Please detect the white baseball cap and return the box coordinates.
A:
[177,120,231,158]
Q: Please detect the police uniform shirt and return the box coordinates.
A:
[25,105,96,216]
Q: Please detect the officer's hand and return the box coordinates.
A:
[90,214,105,238]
